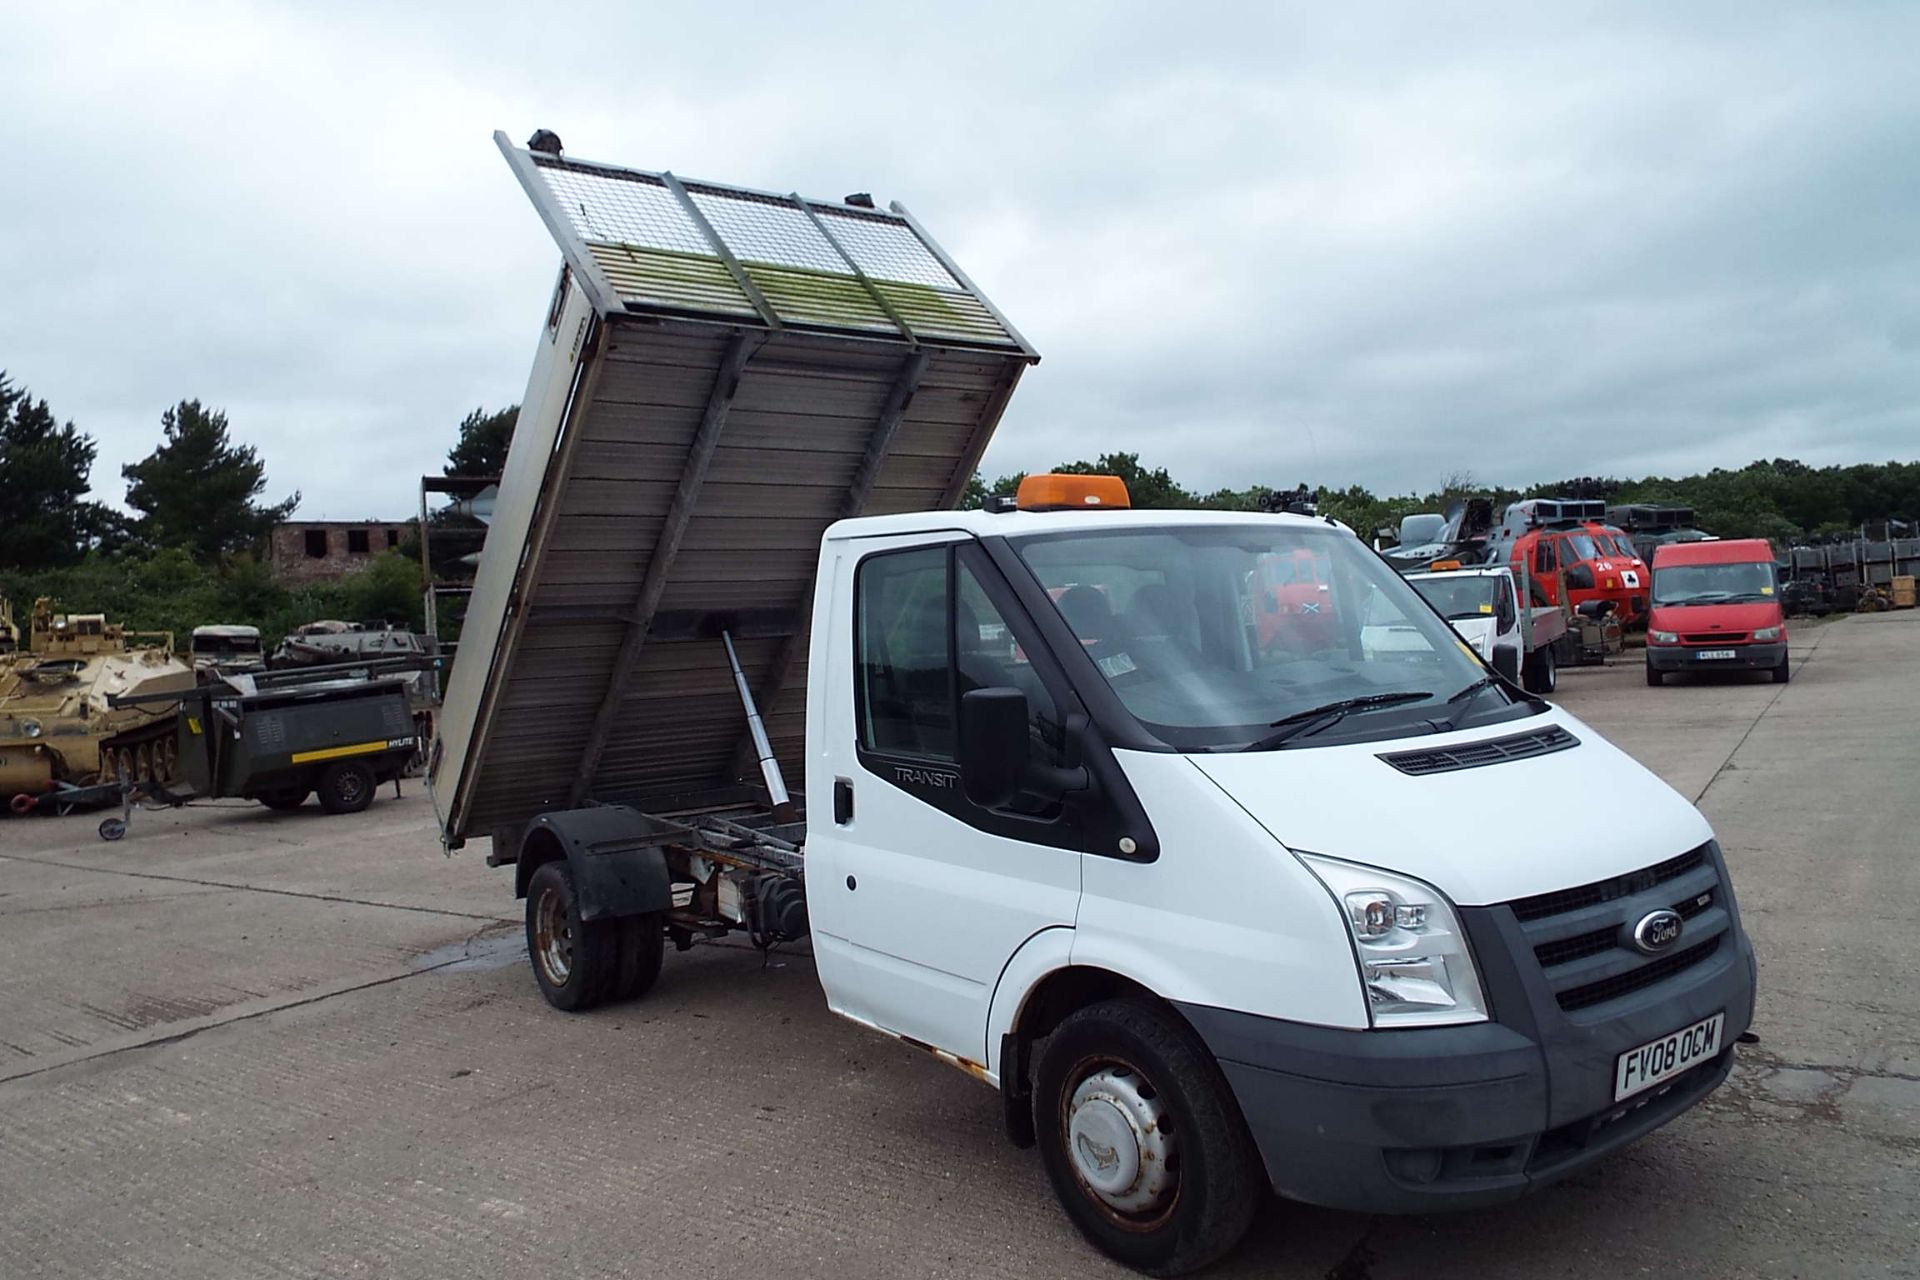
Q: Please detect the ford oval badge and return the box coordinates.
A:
[1632,909,1684,955]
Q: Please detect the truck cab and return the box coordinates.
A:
[1404,565,1568,693]
[1645,538,1789,685]
[799,481,1753,1268]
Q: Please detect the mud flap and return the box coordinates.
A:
[513,805,677,922]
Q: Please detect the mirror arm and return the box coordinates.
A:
[1024,762,1091,796]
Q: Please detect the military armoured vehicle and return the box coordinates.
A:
[0,598,197,800]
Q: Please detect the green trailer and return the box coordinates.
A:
[103,660,429,839]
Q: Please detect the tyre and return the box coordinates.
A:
[1033,999,1263,1276]
[1645,663,1664,687]
[1772,652,1791,684]
[316,761,375,814]
[1523,647,1557,694]
[259,788,309,811]
[614,913,666,1000]
[524,860,621,1012]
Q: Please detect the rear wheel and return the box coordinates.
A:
[316,761,374,814]
[1033,999,1263,1276]
[525,860,621,1012]
[615,913,666,1000]
[1645,663,1664,687]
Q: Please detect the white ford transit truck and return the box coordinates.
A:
[431,132,1757,1275]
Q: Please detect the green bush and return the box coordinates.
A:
[0,550,423,649]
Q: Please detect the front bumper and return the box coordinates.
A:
[1646,642,1785,673]
[1176,884,1757,1213]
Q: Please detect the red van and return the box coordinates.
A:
[1645,539,1788,686]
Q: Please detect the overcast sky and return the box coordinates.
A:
[4,2,1917,520]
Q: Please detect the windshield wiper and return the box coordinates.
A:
[1446,676,1497,704]
[1439,675,1507,730]
[1241,691,1435,751]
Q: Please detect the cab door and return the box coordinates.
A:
[805,535,1083,1065]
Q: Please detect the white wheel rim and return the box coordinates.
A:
[1065,1065,1176,1217]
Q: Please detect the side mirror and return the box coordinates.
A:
[1491,646,1520,683]
[1565,563,1596,590]
[959,687,1030,809]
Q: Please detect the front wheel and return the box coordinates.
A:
[1772,652,1791,684]
[1646,663,1664,687]
[1524,646,1557,694]
[1034,999,1263,1276]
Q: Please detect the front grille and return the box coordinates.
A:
[1505,843,1730,1015]
[1528,886,1728,967]
[1377,725,1579,776]
[1509,845,1707,922]
[1681,632,1747,645]
[1558,936,1723,1011]
[1532,888,1716,969]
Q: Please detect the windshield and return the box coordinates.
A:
[1013,525,1509,749]
[1652,561,1778,605]
[192,636,262,656]
[1564,533,1600,562]
[1409,575,1501,620]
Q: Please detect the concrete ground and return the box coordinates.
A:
[2,612,1916,1279]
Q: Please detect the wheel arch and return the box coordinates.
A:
[509,805,672,922]
[512,826,568,900]
[987,934,1204,1149]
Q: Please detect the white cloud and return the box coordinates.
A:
[2,0,1916,520]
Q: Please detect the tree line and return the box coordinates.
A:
[0,369,520,644]
[6,364,1912,643]
[963,452,1920,544]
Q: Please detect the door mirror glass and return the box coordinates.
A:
[959,687,1030,809]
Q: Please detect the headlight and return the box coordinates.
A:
[20,719,42,739]
[1297,853,1488,1028]
[1751,626,1781,642]
[1650,630,1678,644]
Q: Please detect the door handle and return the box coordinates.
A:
[833,776,854,825]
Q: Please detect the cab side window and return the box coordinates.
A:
[1534,539,1557,574]
[855,546,1065,777]
[857,547,953,759]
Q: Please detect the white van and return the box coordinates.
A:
[799,489,1754,1268]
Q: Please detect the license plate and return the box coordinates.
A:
[1695,649,1737,660]
[1615,1012,1725,1101]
